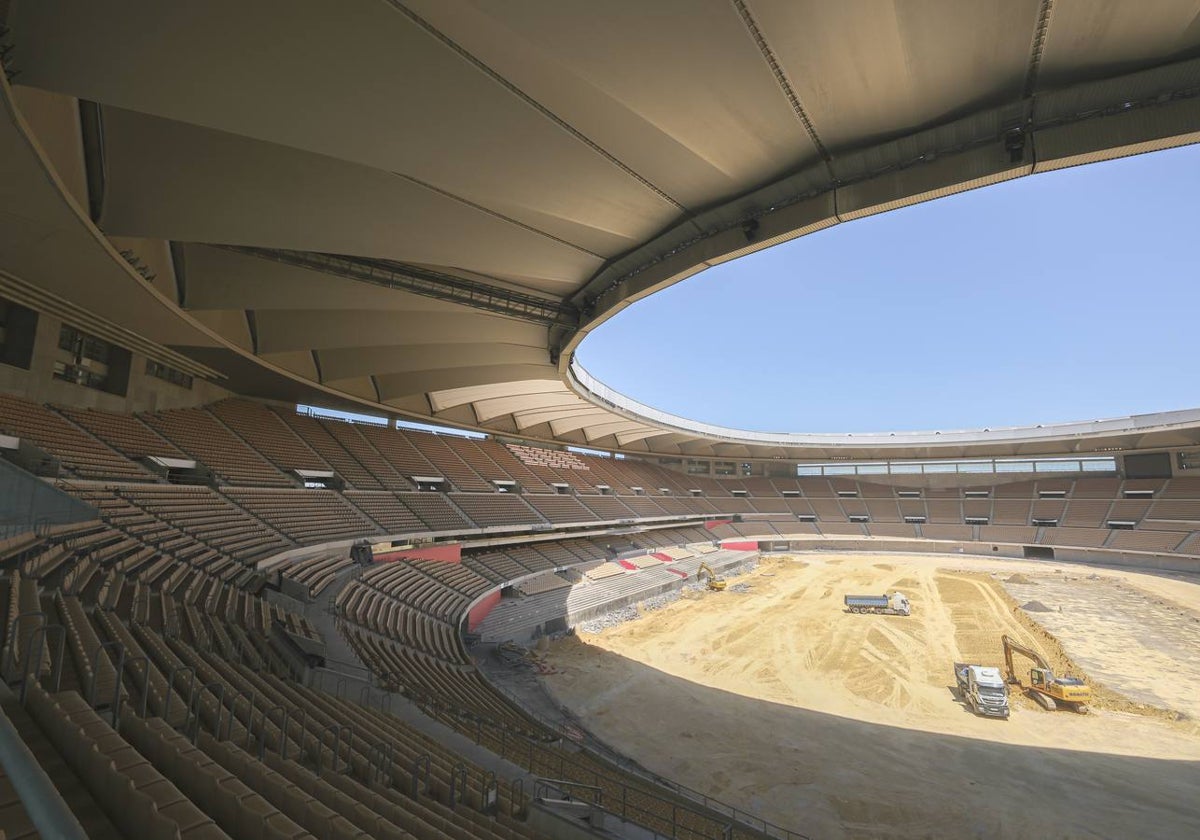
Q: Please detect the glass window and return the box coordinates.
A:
[922,462,957,473]
[1034,460,1077,472]
[994,460,1034,473]
[58,325,79,352]
[957,461,992,473]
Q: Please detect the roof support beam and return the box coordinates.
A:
[215,246,579,329]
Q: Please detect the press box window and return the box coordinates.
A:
[146,359,194,389]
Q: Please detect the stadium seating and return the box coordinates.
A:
[398,493,472,532]
[449,494,542,529]
[281,548,352,602]
[139,407,290,487]
[342,490,426,534]
[402,429,496,492]
[0,395,150,481]
[320,420,409,490]
[523,494,600,524]
[8,398,1200,840]
[109,484,292,563]
[223,487,382,545]
[270,408,385,490]
[59,407,184,460]
[207,399,329,474]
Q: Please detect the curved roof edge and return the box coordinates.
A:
[566,359,1200,455]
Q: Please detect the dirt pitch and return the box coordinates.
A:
[542,553,1200,840]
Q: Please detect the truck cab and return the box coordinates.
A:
[888,592,911,616]
[956,663,1010,718]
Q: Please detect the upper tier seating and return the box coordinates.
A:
[269,408,385,489]
[342,490,425,534]
[59,407,184,459]
[3,398,1200,566]
[524,494,600,524]
[319,421,409,490]
[353,423,433,486]
[0,395,149,481]
[578,494,637,520]
[398,493,472,532]
[223,488,382,545]
[112,484,291,562]
[506,443,589,471]
[401,429,495,492]
[449,494,542,528]
[139,408,291,486]
[471,439,549,491]
[206,399,328,473]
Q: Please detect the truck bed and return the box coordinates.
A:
[953,662,972,688]
[844,594,890,606]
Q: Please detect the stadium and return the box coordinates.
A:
[1,2,1199,839]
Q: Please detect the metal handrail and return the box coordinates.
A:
[3,611,45,681]
[248,704,284,760]
[188,682,226,744]
[223,689,256,742]
[161,665,195,727]
[87,640,125,726]
[123,655,151,720]
[278,707,307,761]
[0,697,89,840]
[410,753,430,798]
[449,762,467,808]
[367,740,393,787]
[314,724,352,777]
[18,624,65,704]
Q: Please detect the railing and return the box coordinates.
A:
[0,694,89,840]
[0,458,97,539]
[359,671,810,840]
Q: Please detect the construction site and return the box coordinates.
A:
[541,553,1200,839]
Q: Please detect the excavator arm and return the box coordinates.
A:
[697,562,726,590]
[1001,634,1050,684]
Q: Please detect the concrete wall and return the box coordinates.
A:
[755,537,1200,575]
[0,309,231,413]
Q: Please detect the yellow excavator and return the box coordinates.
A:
[1001,635,1091,713]
[697,563,727,591]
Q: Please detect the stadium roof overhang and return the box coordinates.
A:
[3,1,1200,461]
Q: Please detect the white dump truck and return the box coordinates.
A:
[843,592,911,616]
[954,663,1011,718]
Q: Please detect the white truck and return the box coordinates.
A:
[843,592,911,616]
[954,663,1011,718]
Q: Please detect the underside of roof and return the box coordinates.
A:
[3,1,1200,459]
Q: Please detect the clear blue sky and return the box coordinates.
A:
[576,144,1200,434]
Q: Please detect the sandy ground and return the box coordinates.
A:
[1001,573,1200,718]
[541,553,1200,840]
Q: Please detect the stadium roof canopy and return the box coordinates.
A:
[3,1,1200,460]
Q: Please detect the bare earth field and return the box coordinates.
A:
[541,553,1200,840]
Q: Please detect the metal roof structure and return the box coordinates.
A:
[2,1,1199,459]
